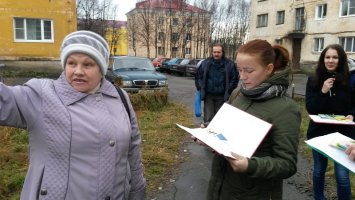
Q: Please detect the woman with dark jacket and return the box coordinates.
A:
[306,44,354,200]
[206,39,301,200]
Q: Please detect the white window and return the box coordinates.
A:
[186,33,192,41]
[340,0,355,16]
[276,11,285,25]
[173,18,178,26]
[257,14,268,27]
[185,48,191,55]
[14,18,53,42]
[339,36,355,52]
[313,38,324,52]
[158,47,165,55]
[315,4,327,19]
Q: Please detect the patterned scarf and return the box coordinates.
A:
[240,68,290,101]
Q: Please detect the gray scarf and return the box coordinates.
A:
[240,69,290,101]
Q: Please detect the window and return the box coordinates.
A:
[158,47,165,55]
[186,33,192,41]
[14,18,53,42]
[313,38,324,52]
[186,18,192,27]
[340,0,355,16]
[315,4,327,19]
[295,7,305,31]
[339,36,355,52]
[158,32,165,40]
[276,11,285,25]
[172,33,179,41]
[185,48,191,55]
[172,47,178,57]
[173,18,178,26]
[257,14,268,27]
[158,17,164,25]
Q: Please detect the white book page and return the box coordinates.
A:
[177,103,272,158]
[305,132,355,173]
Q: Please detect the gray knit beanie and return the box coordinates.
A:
[60,30,110,75]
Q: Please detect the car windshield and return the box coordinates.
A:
[113,57,155,71]
[180,59,190,65]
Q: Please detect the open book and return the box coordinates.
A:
[309,114,355,125]
[177,103,272,158]
[305,132,355,173]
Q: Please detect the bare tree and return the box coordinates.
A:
[77,0,117,38]
[127,16,138,56]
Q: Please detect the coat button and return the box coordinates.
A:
[96,96,102,101]
[109,140,115,147]
[40,188,47,195]
[104,196,111,200]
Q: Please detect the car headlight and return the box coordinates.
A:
[159,80,168,86]
[122,80,132,87]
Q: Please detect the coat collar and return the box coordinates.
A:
[53,72,119,106]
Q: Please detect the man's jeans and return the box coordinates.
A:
[312,150,351,200]
[203,93,224,123]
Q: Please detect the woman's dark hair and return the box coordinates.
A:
[312,44,350,87]
[237,39,290,73]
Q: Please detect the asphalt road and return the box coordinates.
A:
[153,73,314,200]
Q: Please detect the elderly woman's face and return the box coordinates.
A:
[236,53,273,89]
[64,53,102,93]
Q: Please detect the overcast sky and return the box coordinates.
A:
[114,0,136,21]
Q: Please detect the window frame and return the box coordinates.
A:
[185,48,191,55]
[13,17,54,42]
[172,33,179,41]
[158,32,165,40]
[340,0,355,17]
[276,10,285,25]
[257,14,268,28]
[186,33,192,41]
[172,18,179,26]
[315,4,327,20]
[313,38,324,52]
[339,36,355,52]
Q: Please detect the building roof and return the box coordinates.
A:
[133,0,209,13]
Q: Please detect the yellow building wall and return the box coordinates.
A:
[0,0,77,60]
[105,27,128,56]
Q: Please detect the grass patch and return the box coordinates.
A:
[294,97,355,199]
[0,90,192,199]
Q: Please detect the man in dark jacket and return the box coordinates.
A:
[195,43,239,123]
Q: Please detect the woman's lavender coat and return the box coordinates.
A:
[0,73,145,200]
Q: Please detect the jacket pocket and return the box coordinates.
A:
[36,166,45,199]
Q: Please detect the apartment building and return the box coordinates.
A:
[0,0,77,61]
[249,0,355,69]
[126,0,211,59]
[105,20,128,56]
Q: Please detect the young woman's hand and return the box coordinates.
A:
[321,78,335,94]
[226,152,248,172]
[345,144,355,161]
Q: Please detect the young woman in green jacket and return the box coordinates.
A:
[206,39,301,200]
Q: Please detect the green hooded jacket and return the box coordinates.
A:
[207,69,301,200]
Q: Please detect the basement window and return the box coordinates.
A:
[14,18,53,42]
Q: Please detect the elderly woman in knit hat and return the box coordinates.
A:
[0,30,146,200]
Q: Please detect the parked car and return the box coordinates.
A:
[185,59,204,76]
[171,59,200,76]
[161,58,183,73]
[106,56,168,92]
[152,57,170,70]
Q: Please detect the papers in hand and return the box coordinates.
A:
[305,132,355,173]
[309,114,355,125]
[176,103,272,158]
